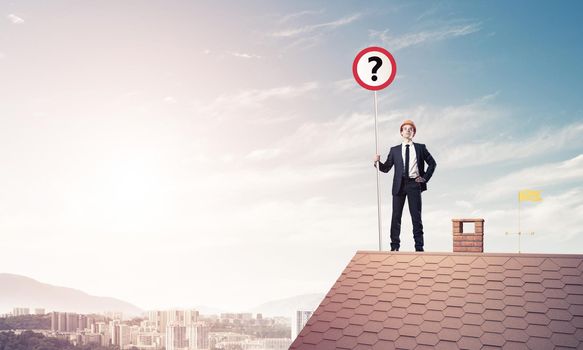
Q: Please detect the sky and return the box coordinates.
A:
[1,0,582,313]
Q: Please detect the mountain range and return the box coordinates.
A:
[0,273,142,317]
[0,273,323,318]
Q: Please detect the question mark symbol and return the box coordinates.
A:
[368,56,382,82]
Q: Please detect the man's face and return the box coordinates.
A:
[401,124,415,139]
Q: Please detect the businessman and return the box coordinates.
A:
[374,120,436,251]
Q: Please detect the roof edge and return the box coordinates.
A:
[355,250,583,258]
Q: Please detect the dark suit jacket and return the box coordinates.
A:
[377,143,437,195]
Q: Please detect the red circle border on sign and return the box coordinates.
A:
[352,46,397,91]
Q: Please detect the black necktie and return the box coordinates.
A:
[404,144,410,178]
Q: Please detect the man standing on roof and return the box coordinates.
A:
[374,120,437,252]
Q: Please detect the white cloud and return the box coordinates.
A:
[196,81,318,122]
[370,22,481,50]
[455,200,473,209]
[245,148,282,161]
[438,122,583,169]
[272,13,361,38]
[276,9,324,24]
[332,78,360,93]
[525,188,583,242]
[415,6,440,22]
[476,154,583,201]
[163,96,177,104]
[270,12,361,51]
[7,14,24,24]
[227,51,262,59]
[221,82,317,106]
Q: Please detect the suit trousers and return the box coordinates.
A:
[390,178,424,250]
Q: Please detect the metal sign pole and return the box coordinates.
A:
[374,91,382,251]
[353,46,397,252]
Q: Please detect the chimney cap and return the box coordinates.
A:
[452,218,484,222]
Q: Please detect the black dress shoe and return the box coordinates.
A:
[391,248,399,251]
[415,248,424,252]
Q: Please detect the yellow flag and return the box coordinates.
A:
[519,190,542,202]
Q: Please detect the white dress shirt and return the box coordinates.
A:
[401,141,419,179]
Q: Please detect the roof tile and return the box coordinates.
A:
[437,327,462,341]
[549,320,576,334]
[377,328,399,341]
[402,314,424,326]
[336,335,357,349]
[358,331,378,345]
[457,336,482,349]
[525,324,553,338]
[504,305,527,318]
[482,332,506,347]
[550,333,579,347]
[398,324,421,337]
[363,320,384,333]
[419,320,441,334]
[416,332,439,346]
[322,327,343,340]
[503,328,529,343]
[462,299,491,316]
[503,316,529,330]
[394,335,417,349]
[525,312,551,326]
[434,340,458,350]
[342,324,364,337]
[526,336,555,350]
[314,339,336,350]
[481,320,504,334]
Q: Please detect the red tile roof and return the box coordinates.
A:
[290,251,583,349]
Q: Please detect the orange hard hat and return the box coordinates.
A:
[400,119,416,133]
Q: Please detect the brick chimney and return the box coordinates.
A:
[452,218,484,253]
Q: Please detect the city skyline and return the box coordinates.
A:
[1,1,582,312]
[1,308,291,350]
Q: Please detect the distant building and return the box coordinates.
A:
[136,331,163,350]
[261,338,293,350]
[291,311,313,341]
[147,310,168,333]
[81,333,102,346]
[58,312,67,332]
[167,310,184,326]
[66,313,79,332]
[105,311,123,320]
[166,324,188,350]
[78,314,87,331]
[110,320,120,346]
[188,323,209,350]
[86,315,96,331]
[34,308,45,315]
[119,324,131,349]
[12,307,30,316]
[95,322,110,346]
[219,313,253,324]
[95,321,108,334]
[184,309,199,326]
[110,321,131,349]
[51,312,59,331]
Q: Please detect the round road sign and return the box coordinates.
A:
[352,47,397,91]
